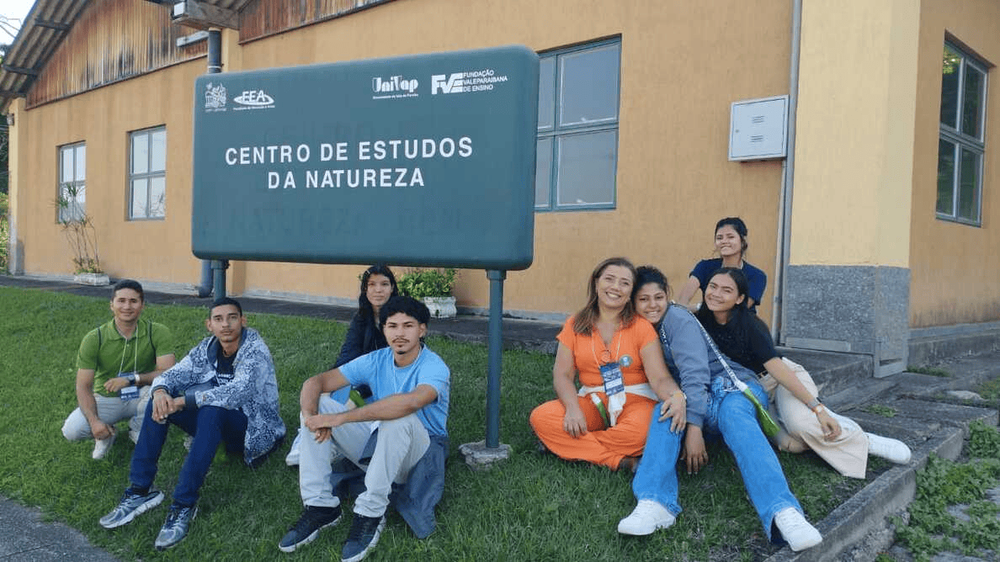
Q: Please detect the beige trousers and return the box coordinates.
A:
[759,358,869,479]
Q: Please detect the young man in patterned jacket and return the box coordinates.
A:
[98,297,286,550]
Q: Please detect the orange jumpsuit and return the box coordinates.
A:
[530,316,659,469]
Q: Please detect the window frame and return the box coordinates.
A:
[57,142,86,223]
[128,126,167,221]
[535,38,622,213]
[937,41,988,227]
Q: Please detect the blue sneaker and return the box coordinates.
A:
[341,513,385,562]
[154,504,198,550]
[99,489,164,529]
[278,504,342,553]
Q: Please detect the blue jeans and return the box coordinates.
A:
[130,400,247,507]
[632,378,801,541]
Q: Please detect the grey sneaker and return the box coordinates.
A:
[154,504,198,550]
[99,489,164,529]
[341,514,385,562]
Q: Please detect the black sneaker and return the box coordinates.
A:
[341,513,386,562]
[154,503,198,550]
[278,505,342,553]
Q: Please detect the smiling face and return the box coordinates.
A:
[110,288,144,325]
[365,274,393,312]
[634,282,669,325]
[715,224,745,259]
[704,272,745,317]
[206,304,246,347]
[595,264,634,311]
[382,311,427,359]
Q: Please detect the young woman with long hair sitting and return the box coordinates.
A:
[676,217,767,313]
[695,267,911,479]
[618,266,823,552]
[530,258,686,472]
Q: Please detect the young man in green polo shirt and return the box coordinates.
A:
[62,279,176,459]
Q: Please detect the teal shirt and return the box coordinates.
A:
[76,319,173,397]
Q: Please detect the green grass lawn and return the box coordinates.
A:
[0,286,867,561]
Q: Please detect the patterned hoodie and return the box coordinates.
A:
[151,327,285,465]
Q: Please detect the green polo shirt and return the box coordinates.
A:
[76,318,173,397]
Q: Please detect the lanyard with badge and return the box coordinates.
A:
[117,333,140,401]
[592,330,633,426]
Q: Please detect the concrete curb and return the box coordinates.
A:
[765,405,995,562]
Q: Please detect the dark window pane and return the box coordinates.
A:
[559,44,620,127]
[535,137,552,208]
[556,130,617,206]
[538,58,555,131]
[958,148,980,221]
[961,64,984,140]
[936,138,956,215]
[940,45,961,128]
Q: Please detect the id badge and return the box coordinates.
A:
[120,385,139,402]
[599,362,625,396]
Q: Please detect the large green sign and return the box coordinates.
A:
[192,46,538,270]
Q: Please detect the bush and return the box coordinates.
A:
[398,268,457,299]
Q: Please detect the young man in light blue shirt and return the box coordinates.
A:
[280,296,450,562]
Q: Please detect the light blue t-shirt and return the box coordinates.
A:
[339,345,450,437]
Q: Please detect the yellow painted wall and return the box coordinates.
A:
[791,0,920,267]
[909,0,1000,327]
[233,0,791,319]
[14,58,207,284]
[14,0,792,320]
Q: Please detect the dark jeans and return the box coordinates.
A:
[130,400,247,507]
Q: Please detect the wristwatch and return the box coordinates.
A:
[805,397,822,411]
[128,373,138,385]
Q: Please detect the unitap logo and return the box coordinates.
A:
[232,89,275,110]
[371,75,419,99]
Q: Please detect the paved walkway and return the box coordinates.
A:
[0,275,997,561]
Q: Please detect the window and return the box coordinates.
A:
[937,42,987,225]
[57,143,86,223]
[535,39,621,211]
[129,126,167,220]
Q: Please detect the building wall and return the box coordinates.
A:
[233,0,792,319]
[909,0,1000,328]
[14,0,792,319]
[13,58,206,284]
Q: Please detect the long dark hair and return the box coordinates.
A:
[573,257,638,335]
[695,267,753,354]
[358,264,399,320]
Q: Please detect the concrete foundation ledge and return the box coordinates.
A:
[764,427,967,562]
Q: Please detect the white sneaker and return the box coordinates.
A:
[617,500,676,535]
[773,507,822,551]
[867,433,911,464]
[92,429,116,460]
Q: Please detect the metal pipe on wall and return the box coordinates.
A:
[773,0,802,345]
[197,27,223,298]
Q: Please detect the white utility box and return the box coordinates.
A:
[728,95,789,161]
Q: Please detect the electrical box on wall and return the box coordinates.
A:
[728,95,789,161]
